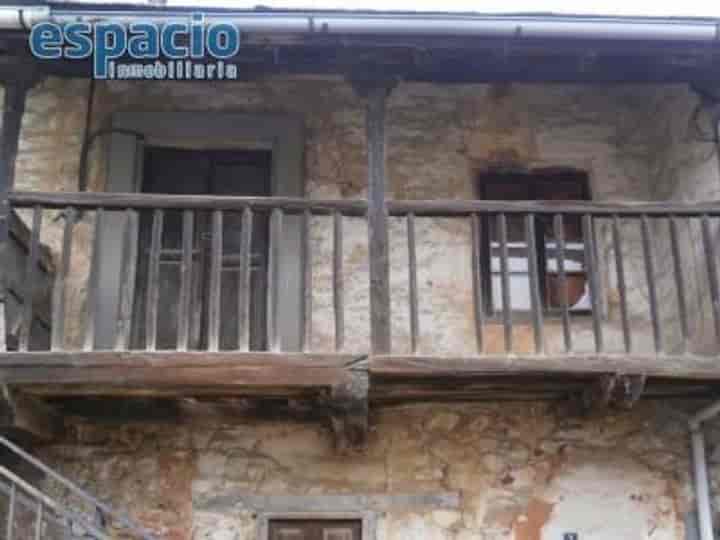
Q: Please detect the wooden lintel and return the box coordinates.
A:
[326,371,370,452]
[0,386,64,442]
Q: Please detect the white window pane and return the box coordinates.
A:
[491,275,531,311]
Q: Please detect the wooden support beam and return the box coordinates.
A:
[1,79,35,354]
[352,77,396,355]
[0,386,64,442]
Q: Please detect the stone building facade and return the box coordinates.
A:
[4,75,720,539]
[12,78,720,355]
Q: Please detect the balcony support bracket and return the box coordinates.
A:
[580,373,646,414]
[326,371,370,453]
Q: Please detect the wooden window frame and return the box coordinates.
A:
[477,169,591,318]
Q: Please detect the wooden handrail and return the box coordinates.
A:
[8,191,368,215]
[11,190,720,217]
[388,199,720,216]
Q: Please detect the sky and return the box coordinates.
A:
[165,0,720,18]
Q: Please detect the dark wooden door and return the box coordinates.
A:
[133,147,271,350]
[269,520,362,540]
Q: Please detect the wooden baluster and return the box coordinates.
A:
[237,206,253,351]
[145,209,163,351]
[407,212,420,354]
[333,210,345,352]
[582,214,603,353]
[553,214,572,353]
[18,206,42,352]
[301,209,313,353]
[83,209,104,351]
[611,215,631,354]
[51,207,76,352]
[669,216,689,354]
[497,213,512,352]
[470,213,485,354]
[640,215,662,353]
[177,209,194,352]
[701,215,720,345]
[114,209,138,351]
[267,208,283,352]
[207,210,223,352]
[526,214,544,354]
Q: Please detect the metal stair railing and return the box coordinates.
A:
[0,435,156,540]
[0,470,92,539]
[0,464,110,539]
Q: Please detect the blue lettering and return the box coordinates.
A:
[64,22,92,59]
[94,23,127,79]
[206,23,239,59]
[160,22,188,58]
[128,23,159,58]
[29,22,63,59]
[190,14,204,58]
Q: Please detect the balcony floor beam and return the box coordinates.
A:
[370,354,720,380]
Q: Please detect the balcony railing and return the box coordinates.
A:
[4,191,367,356]
[4,191,720,364]
[387,199,720,358]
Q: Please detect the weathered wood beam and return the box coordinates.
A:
[371,355,720,380]
[0,386,64,442]
[0,352,362,390]
[352,77,396,355]
[1,78,36,354]
[8,190,369,215]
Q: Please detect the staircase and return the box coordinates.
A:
[0,435,155,539]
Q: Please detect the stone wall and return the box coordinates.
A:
[37,402,698,540]
[10,77,710,354]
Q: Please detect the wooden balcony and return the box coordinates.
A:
[3,190,720,444]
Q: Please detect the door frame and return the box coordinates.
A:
[259,512,374,540]
[96,112,305,351]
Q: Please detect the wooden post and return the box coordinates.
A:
[0,80,32,353]
[355,79,395,355]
